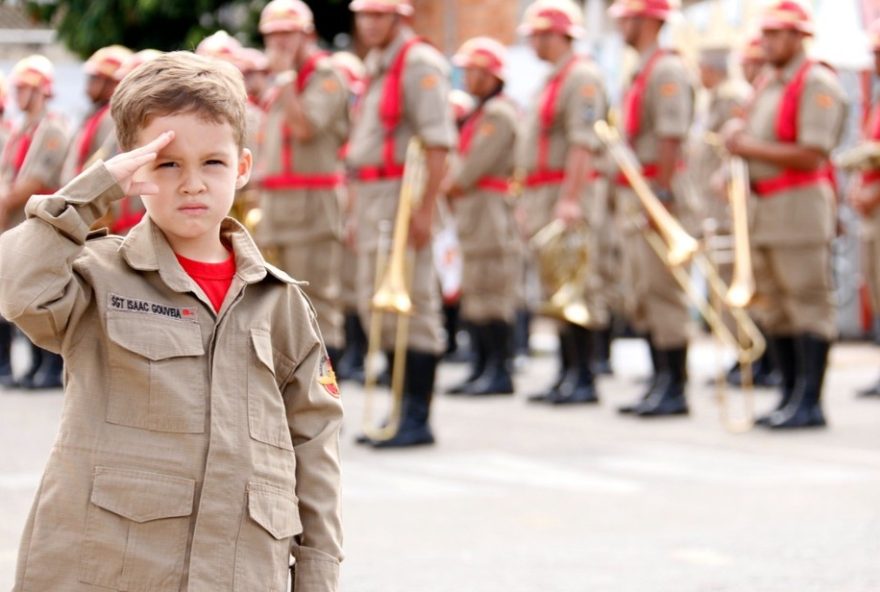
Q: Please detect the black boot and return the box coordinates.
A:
[463,321,514,396]
[528,326,575,403]
[447,324,487,395]
[548,324,598,404]
[26,350,63,390]
[752,346,782,388]
[372,350,437,448]
[591,326,613,376]
[336,312,366,383]
[768,334,829,429]
[755,336,796,426]
[634,345,689,417]
[0,321,14,388]
[513,308,531,359]
[619,336,659,414]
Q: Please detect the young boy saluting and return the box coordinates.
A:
[0,51,343,592]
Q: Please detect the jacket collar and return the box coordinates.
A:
[119,216,293,293]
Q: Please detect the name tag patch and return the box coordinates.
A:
[109,293,197,322]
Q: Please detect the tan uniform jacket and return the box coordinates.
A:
[451,93,518,255]
[1,164,343,592]
[745,53,848,246]
[258,55,349,245]
[60,104,116,184]
[617,46,695,233]
[518,53,608,237]
[347,31,456,174]
[687,79,750,231]
[0,112,69,228]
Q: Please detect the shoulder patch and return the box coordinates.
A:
[321,77,341,94]
[580,84,597,98]
[317,353,340,398]
[478,122,496,137]
[420,74,439,90]
[815,94,834,109]
[660,82,680,97]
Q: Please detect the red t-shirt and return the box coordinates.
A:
[176,252,236,312]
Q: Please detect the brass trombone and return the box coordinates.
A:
[595,121,765,432]
[360,138,426,443]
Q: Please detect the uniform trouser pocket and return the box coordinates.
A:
[234,482,302,592]
[78,466,195,591]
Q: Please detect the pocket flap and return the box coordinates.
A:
[90,466,195,523]
[247,484,302,540]
[251,329,275,374]
[107,315,204,361]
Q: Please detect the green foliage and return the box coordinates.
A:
[19,0,267,59]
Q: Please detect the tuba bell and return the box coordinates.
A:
[531,219,592,327]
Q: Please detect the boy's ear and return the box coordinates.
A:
[236,148,253,189]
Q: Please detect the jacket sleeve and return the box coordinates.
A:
[283,301,344,592]
[0,162,122,351]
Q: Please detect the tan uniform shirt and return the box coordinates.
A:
[1,164,343,592]
[451,93,519,255]
[258,54,349,245]
[518,53,608,237]
[347,30,456,173]
[687,78,750,231]
[0,112,69,228]
[60,103,116,184]
[745,53,847,246]
[618,46,695,233]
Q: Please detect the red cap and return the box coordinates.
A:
[759,0,814,36]
[518,0,585,39]
[349,0,414,16]
[609,0,679,21]
[453,37,508,81]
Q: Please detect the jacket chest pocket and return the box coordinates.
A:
[234,482,302,592]
[106,314,207,433]
[248,328,293,450]
[79,466,195,591]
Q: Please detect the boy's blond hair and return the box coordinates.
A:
[111,51,248,151]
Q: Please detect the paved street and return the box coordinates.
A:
[2,335,879,591]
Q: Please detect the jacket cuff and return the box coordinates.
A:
[25,161,124,243]
[292,546,340,592]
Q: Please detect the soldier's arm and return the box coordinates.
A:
[651,61,693,195]
[283,305,343,592]
[559,70,605,204]
[404,57,456,248]
[452,108,514,191]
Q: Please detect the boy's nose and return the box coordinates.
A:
[180,172,207,195]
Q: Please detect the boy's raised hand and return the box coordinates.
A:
[104,131,175,196]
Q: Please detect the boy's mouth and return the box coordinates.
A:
[178,203,209,214]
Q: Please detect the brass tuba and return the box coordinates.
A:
[360,138,426,443]
[595,121,765,432]
[530,219,592,327]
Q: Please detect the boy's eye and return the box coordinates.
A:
[156,162,178,169]
[205,160,225,166]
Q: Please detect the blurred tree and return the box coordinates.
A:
[18,0,352,58]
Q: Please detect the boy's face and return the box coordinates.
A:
[133,112,251,251]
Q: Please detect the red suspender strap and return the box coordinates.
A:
[458,109,481,156]
[261,52,345,191]
[530,55,581,186]
[11,129,34,176]
[111,197,145,234]
[76,104,110,174]
[623,49,668,141]
[752,60,838,197]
